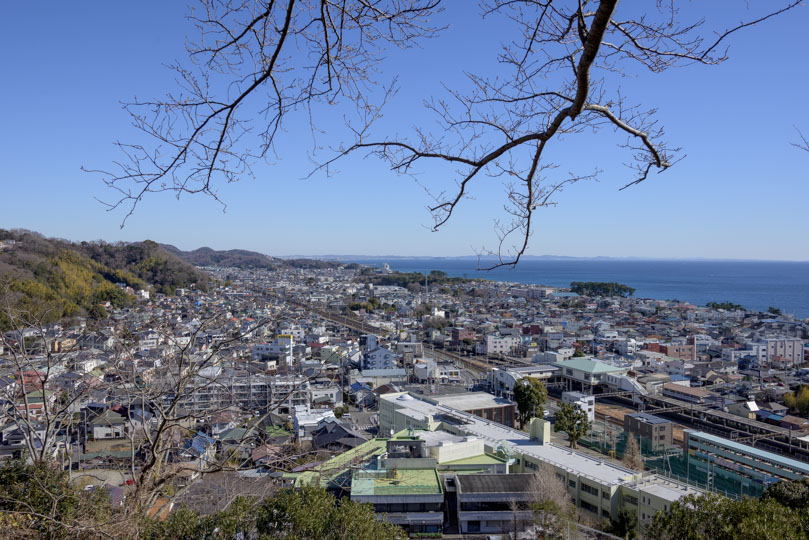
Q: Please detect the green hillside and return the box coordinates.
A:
[0,230,209,328]
[160,243,347,270]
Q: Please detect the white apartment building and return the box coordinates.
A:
[750,337,804,366]
[480,334,521,356]
[252,335,294,368]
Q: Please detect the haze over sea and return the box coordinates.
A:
[344,258,809,319]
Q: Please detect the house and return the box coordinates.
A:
[726,401,759,420]
[89,409,127,440]
[208,409,240,436]
[251,444,285,469]
[312,421,368,451]
[218,427,258,460]
[182,432,216,464]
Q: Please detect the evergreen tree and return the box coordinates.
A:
[553,403,590,449]
[513,377,548,429]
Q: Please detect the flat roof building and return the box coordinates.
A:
[624,413,673,452]
[421,392,516,428]
[379,392,704,527]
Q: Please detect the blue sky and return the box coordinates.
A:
[0,2,807,260]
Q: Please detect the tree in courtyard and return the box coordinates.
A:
[528,464,577,537]
[513,377,548,429]
[92,1,803,268]
[554,402,590,449]
[602,508,638,540]
[623,434,644,471]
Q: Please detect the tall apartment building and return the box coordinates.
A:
[751,337,804,367]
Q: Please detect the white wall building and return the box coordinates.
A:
[561,391,595,423]
[480,334,521,356]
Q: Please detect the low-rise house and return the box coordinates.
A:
[312,421,368,451]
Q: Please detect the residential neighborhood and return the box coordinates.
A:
[2,261,808,537]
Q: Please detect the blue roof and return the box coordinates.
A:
[350,381,372,392]
[187,432,215,455]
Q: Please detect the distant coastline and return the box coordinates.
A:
[341,257,809,319]
[282,254,809,263]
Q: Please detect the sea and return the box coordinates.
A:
[344,258,809,319]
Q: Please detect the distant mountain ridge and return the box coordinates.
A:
[161,244,349,270]
[160,244,278,269]
[0,229,209,328]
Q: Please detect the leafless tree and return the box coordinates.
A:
[87,0,443,224]
[623,433,643,471]
[794,129,809,153]
[93,1,802,268]
[528,464,577,538]
[0,291,334,535]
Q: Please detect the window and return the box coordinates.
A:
[581,483,598,496]
[602,491,610,500]
[581,501,598,513]
[569,479,576,488]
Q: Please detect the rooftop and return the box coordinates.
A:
[554,358,627,374]
[686,430,809,475]
[626,412,671,425]
[351,468,443,497]
[424,392,513,411]
[457,473,536,494]
[441,453,507,467]
[382,393,639,486]
[629,476,703,503]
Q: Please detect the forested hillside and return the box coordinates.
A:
[161,243,348,270]
[160,244,278,269]
[0,230,208,328]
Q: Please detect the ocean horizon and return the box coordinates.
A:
[344,258,809,319]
